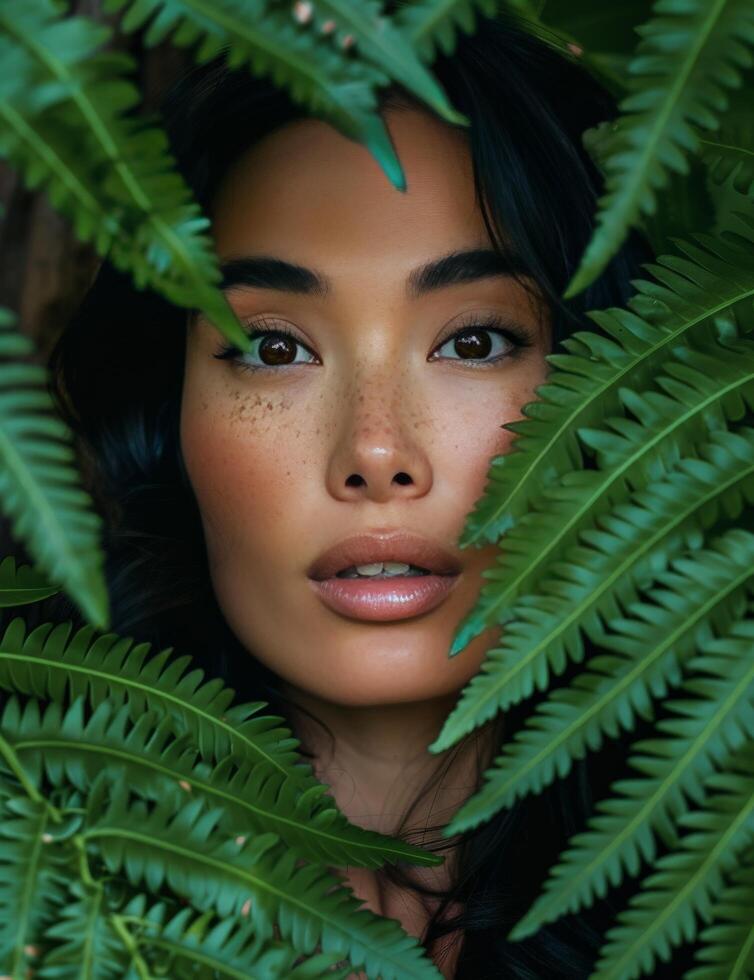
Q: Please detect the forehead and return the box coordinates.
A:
[208,108,491,273]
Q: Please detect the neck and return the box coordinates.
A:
[282,685,491,842]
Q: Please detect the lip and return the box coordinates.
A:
[307,529,462,623]
[309,573,460,622]
[307,530,462,581]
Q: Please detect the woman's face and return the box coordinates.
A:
[181,106,551,708]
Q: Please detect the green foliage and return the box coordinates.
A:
[0,796,73,977]
[84,777,439,980]
[511,615,754,938]
[564,0,754,297]
[429,1,754,969]
[0,309,107,628]
[1,0,754,977]
[0,0,249,352]
[2,692,436,869]
[394,0,499,60]
[0,616,440,869]
[103,896,351,979]
[0,555,59,609]
[0,0,482,356]
[687,856,754,980]
[0,625,443,977]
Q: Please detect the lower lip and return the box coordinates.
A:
[309,574,460,622]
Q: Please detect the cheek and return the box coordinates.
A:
[430,363,547,509]
[179,371,315,550]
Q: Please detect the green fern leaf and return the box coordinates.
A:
[0,555,59,608]
[0,0,249,350]
[393,0,499,61]
[113,896,350,979]
[0,310,108,628]
[452,331,754,657]
[701,83,754,195]
[687,854,754,980]
[459,215,754,551]
[0,617,308,778]
[3,694,440,870]
[511,615,754,937]
[592,747,754,980]
[303,0,469,125]
[83,779,443,980]
[702,137,754,194]
[444,530,754,833]
[37,878,133,980]
[434,427,754,751]
[105,0,478,186]
[0,795,72,977]
[565,0,754,297]
[102,0,417,193]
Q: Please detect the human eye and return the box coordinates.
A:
[429,312,533,368]
[212,317,318,373]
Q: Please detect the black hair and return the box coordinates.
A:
[16,7,655,977]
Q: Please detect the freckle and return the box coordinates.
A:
[267,402,273,410]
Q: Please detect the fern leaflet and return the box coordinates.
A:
[565,0,754,296]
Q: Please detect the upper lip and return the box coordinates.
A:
[307,530,463,581]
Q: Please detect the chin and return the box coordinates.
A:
[274,638,488,709]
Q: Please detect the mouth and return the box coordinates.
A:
[334,561,433,579]
[307,533,462,622]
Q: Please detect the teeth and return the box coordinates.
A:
[383,561,411,574]
[355,562,385,576]
[337,561,427,579]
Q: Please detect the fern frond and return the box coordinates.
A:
[0,555,58,608]
[301,0,469,124]
[0,0,249,349]
[687,854,754,980]
[0,617,306,778]
[83,780,443,980]
[459,216,754,550]
[511,616,754,937]
[38,878,133,980]
[592,746,754,980]
[104,0,414,193]
[3,694,440,869]
[702,138,754,194]
[701,81,754,195]
[452,331,754,657]
[0,796,72,977]
[393,0,499,61]
[565,0,754,297]
[0,310,107,628]
[112,897,350,979]
[444,530,754,833]
[106,0,471,191]
[434,426,754,750]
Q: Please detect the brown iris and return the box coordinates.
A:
[259,333,298,365]
[453,329,492,359]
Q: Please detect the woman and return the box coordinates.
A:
[39,8,651,978]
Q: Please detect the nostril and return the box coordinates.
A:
[346,474,365,487]
[394,472,412,485]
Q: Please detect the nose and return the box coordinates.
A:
[325,372,433,504]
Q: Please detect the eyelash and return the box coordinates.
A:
[212,313,532,374]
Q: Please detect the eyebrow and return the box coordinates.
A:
[217,248,529,300]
